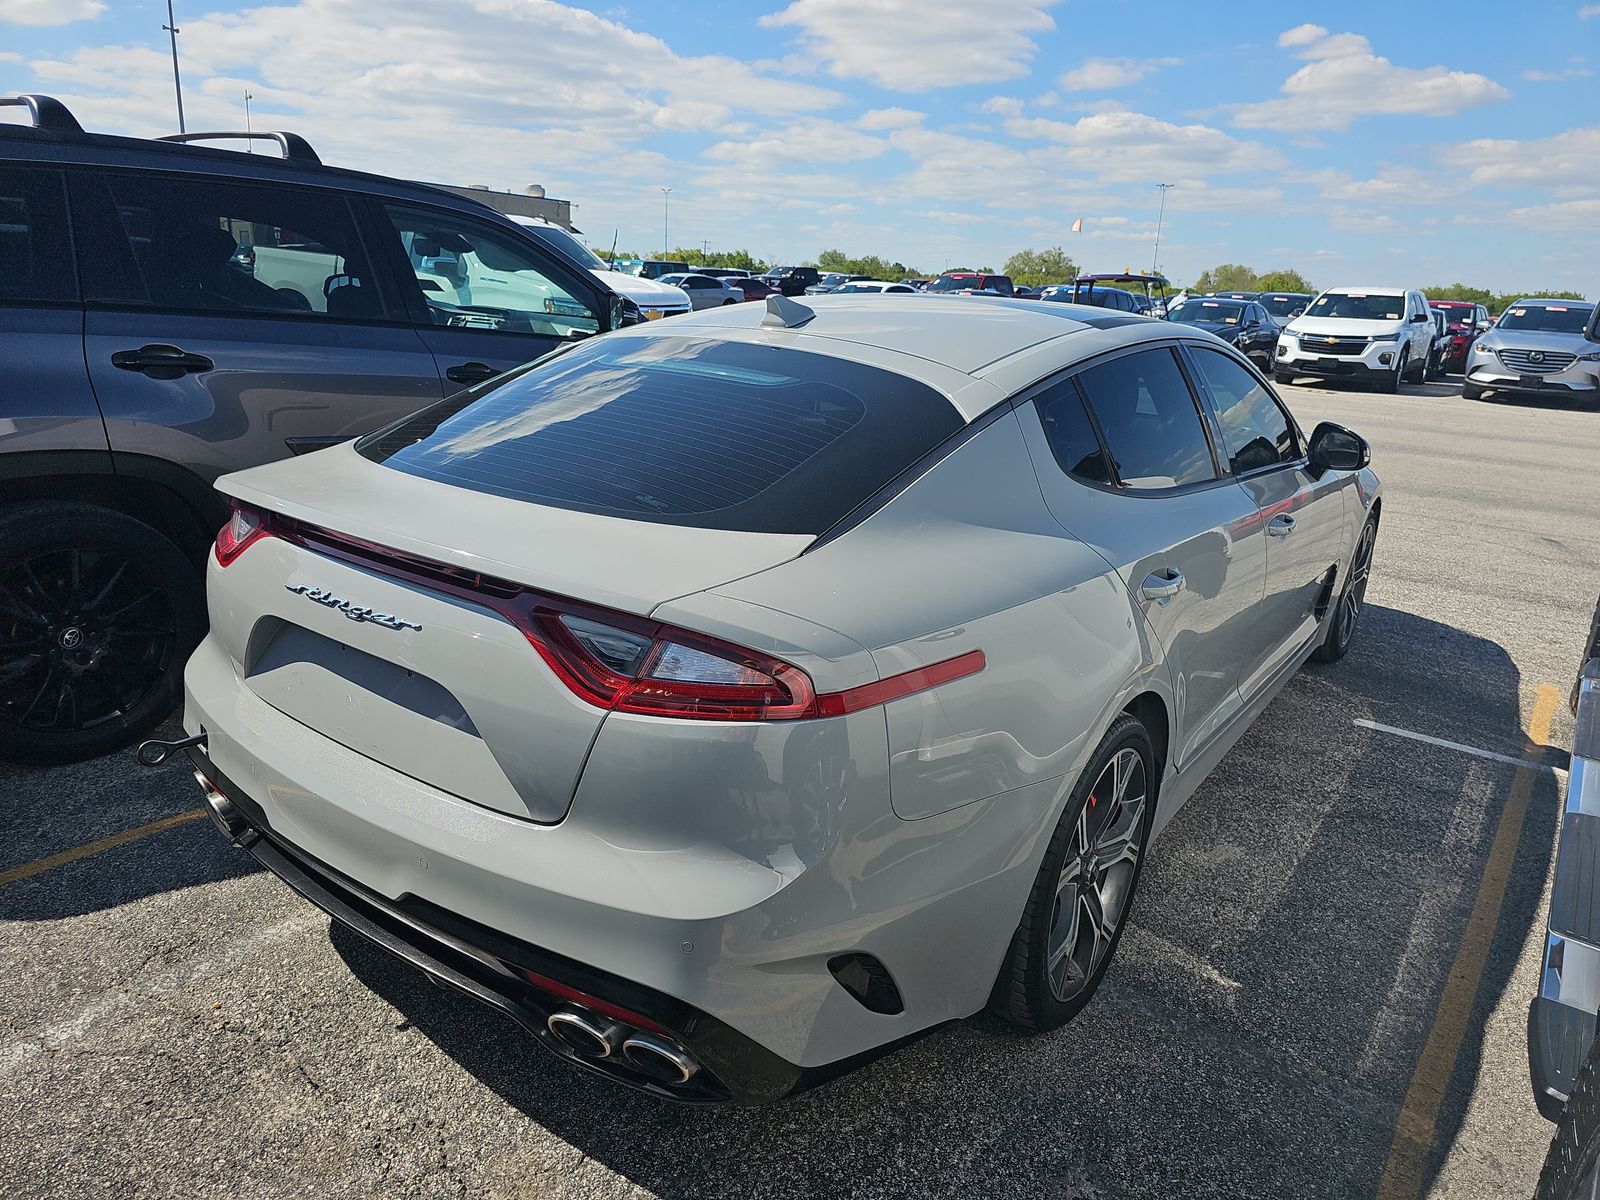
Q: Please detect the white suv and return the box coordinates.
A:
[1274,287,1435,392]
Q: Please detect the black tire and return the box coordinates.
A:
[1463,381,1487,400]
[0,502,205,764]
[1535,1029,1600,1200]
[991,713,1156,1030]
[1273,369,1295,385]
[1312,515,1376,664]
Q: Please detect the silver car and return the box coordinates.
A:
[175,295,1382,1104]
[1464,298,1600,402]
[655,272,743,310]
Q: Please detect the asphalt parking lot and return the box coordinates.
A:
[2,376,1596,1200]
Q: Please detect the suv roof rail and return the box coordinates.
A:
[0,94,85,134]
[156,129,322,165]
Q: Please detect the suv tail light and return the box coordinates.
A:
[214,501,273,566]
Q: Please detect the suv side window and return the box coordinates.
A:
[1034,377,1113,485]
[1188,346,1298,474]
[73,172,396,320]
[0,165,76,303]
[1076,348,1219,489]
[381,203,599,338]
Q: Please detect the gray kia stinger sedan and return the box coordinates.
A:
[172,293,1381,1103]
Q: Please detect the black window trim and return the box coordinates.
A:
[1020,338,1233,500]
[1177,340,1308,481]
[63,163,414,329]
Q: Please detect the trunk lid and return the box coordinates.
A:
[214,444,811,823]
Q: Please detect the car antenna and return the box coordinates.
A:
[606,228,619,268]
[762,294,815,329]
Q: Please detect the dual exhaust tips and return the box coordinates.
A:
[546,1008,699,1086]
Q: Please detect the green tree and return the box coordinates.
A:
[669,248,769,272]
[815,248,922,280]
[1189,263,1260,293]
[1419,282,1496,309]
[1254,269,1316,294]
[1002,246,1078,288]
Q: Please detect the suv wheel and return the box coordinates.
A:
[1379,348,1407,394]
[991,713,1156,1030]
[1463,381,1487,401]
[0,502,205,764]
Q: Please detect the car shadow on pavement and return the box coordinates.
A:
[0,712,261,921]
[332,602,1562,1200]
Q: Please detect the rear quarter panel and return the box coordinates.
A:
[716,408,1161,822]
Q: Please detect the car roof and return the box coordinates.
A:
[595,294,1188,420]
[1324,285,1408,295]
[1509,297,1593,308]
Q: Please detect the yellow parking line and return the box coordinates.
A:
[0,809,206,888]
[1375,682,1562,1200]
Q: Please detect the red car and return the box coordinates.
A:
[1428,300,1492,374]
[729,277,777,302]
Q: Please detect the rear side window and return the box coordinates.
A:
[359,337,965,535]
[72,172,397,320]
[1075,348,1218,489]
[0,166,75,303]
[1035,378,1113,485]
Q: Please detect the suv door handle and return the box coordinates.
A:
[445,361,496,385]
[1140,569,1185,604]
[110,344,215,379]
[1267,514,1297,538]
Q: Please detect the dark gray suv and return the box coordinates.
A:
[0,94,628,763]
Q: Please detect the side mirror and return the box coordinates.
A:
[1409,312,1429,323]
[1478,320,1493,332]
[1308,421,1370,474]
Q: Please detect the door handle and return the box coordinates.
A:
[110,344,214,379]
[445,361,497,385]
[1267,514,1297,538]
[1140,569,1185,604]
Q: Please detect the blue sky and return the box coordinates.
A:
[2,0,1596,291]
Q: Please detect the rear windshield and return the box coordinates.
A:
[358,337,965,535]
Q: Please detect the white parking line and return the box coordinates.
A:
[1353,718,1565,776]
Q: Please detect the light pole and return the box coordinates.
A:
[163,0,186,134]
[1151,183,1175,277]
[658,187,672,257]
[243,90,253,150]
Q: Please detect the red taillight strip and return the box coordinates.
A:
[239,506,986,721]
[814,649,987,717]
[519,969,670,1035]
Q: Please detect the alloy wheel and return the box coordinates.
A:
[0,548,178,733]
[1046,747,1148,1003]
[1338,521,1376,647]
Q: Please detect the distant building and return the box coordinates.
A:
[427,182,577,231]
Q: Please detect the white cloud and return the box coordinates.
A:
[1582,4,1600,16]
[1439,125,1600,191]
[856,107,925,130]
[703,118,885,171]
[1277,24,1327,47]
[1523,66,1593,81]
[979,96,1025,118]
[1231,27,1509,131]
[1004,110,1284,182]
[1291,166,1432,203]
[0,0,102,23]
[1060,56,1178,92]
[1505,198,1600,232]
[760,0,1058,92]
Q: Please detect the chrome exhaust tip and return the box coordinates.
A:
[621,1032,700,1084]
[546,1009,624,1059]
[193,770,252,846]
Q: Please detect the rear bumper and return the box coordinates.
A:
[182,632,1060,1100]
[1531,659,1600,1119]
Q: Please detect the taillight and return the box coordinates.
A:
[522,600,819,721]
[213,501,272,566]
